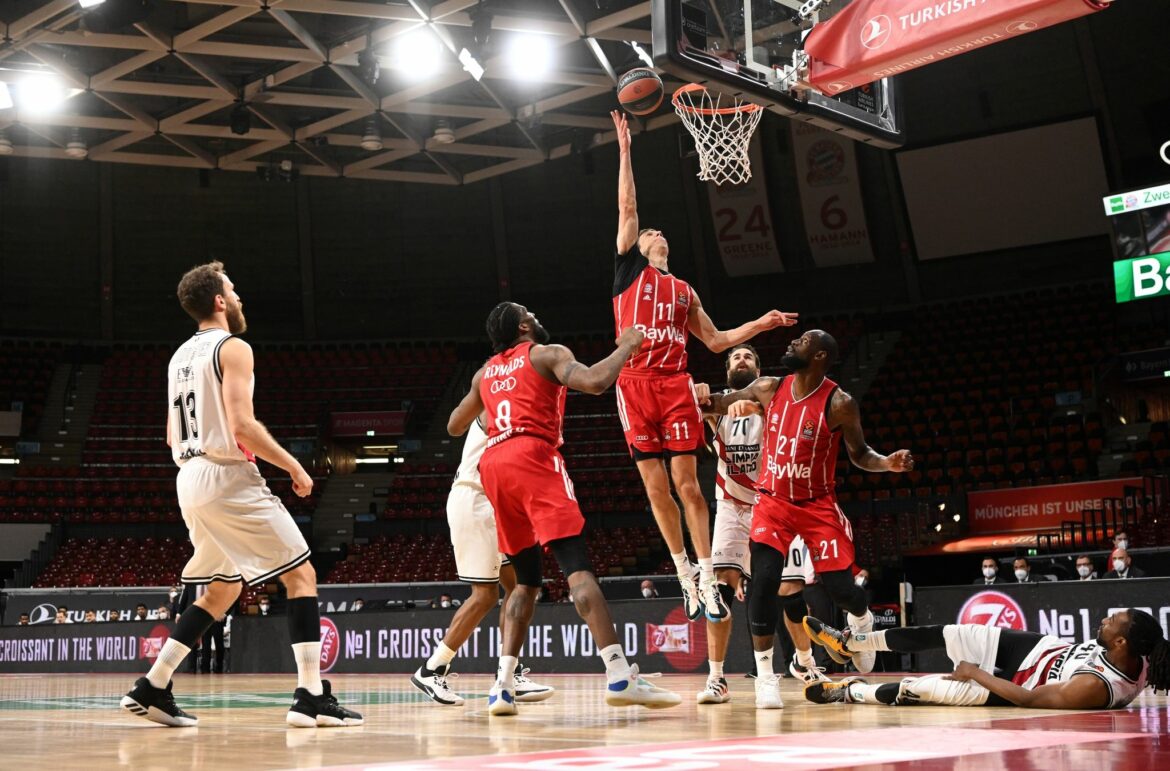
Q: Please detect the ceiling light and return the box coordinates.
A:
[360,118,382,151]
[79,0,107,7]
[230,103,251,135]
[355,458,390,464]
[391,30,443,79]
[458,47,485,82]
[0,83,12,111]
[507,34,553,81]
[15,74,67,114]
[433,120,455,144]
[65,129,87,159]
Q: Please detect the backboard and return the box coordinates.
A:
[652,0,903,148]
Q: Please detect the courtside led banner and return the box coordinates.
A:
[967,478,1142,535]
[805,0,1112,95]
[1114,252,1170,304]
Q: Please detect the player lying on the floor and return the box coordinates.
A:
[801,609,1168,709]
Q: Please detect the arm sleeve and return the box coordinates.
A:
[614,247,649,297]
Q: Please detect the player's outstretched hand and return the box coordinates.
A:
[759,310,798,329]
[694,382,711,405]
[610,110,631,153]
[291,466,314,497]
[945,661,980,682]
[885,449,914,472]
[616,326,645,351]
[728,400,762,418]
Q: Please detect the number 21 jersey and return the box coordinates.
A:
[168,328,251,466]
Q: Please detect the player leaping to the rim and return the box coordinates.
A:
[611,109,797,623]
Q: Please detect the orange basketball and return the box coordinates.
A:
[617,68,664,116]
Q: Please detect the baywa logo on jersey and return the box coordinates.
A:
[860,14,892,50]
[320,617,341,672]
[801,419,816,440]
[958,591,1027,631]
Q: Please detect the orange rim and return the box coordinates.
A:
[671,83,762,116]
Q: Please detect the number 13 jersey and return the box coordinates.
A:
[168,328,252,466]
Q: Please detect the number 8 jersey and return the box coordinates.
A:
[168,328,252,466]
[479,341,566,448]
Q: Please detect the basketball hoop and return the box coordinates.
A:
[672,83,764,186]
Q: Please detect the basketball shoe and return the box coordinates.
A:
[754,673,784,709]
[789,654,832,686]
[411,663,464,706]
[513,665,555,703]
[698,576,730,623]
[847,611,876,674]
[605,664,682,708]
[120,677,197,727]
[678,567,702,620]
[804,676,867,705]
[802,616,854,665]
[696,675,730,704]
[286,680,364,727]
[488,678,518,716]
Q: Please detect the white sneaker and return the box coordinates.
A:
[410,664,464,706]
[605,664,682,709]
[754,674,784,709]
[488,679,517,716]
[698,575,730,623]
[678,568,702,621]
[848,612,876,674]
[696,676,730,704]
[513,666,555,703]
[788,655,831,686]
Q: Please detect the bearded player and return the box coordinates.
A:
[803,609,1167,709]
[699,329,912,709]
[611,110,797,623]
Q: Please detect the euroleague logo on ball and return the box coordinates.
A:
[958,591,1027,630]
[320,617,340,673]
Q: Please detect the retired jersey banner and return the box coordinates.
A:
[705,136,784,277]
[805,0,1112,95]
[967,478,1144,535]
[791,123,874,266]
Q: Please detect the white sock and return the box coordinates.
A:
[599,643,632,683]
[709,660,724,678]
[292,641,323,695]
[847,628,889,652]
[427,642,457,671]
[847,610,874,632]
[671,551,691,575]
[795,647,816,669]
[754,648,774,678]
[848,681,884,704]
[146,639,191,689]
[697,557,714,581]
[497,655,518,686]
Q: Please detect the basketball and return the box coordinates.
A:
[617,68,664,116]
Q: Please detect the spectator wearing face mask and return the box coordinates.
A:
[1103,549,1146,579]
[973,558,1005,585]
[1012,558,1039,583]
[157,606,170,620]
[640,580,659,599]
[1112,531,1130,552]
[351,598,365,613]
[432,593,459,609]
[257,597,271,616]
[1072,555,1097,581]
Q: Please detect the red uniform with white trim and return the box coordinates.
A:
[752,375,855,572]
[478,342,585,556]
[612,248,703,456]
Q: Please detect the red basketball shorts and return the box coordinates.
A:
[750,492,856,573]
[615,370,704,456]
[478,436,586,556]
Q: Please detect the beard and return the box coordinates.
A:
[781,352,809,371]
[532,323,551,345]
[226,302,247,334]
[728,369,758,390]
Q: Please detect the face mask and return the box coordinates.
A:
[259,604,269,612]
[169,591,177,600]
[1014,569,1028,582]
[1115,539,1128,551]
[641,588,654,598]
[982,567,997,579]
[854,576,867,587]
[1077,566,1092,578]
[1112,559,1126,573]
[440,601,451,609]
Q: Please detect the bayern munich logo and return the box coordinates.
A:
[320,617,340,672]
[958,591,1027,630]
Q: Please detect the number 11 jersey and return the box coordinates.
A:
[168,328,252,466]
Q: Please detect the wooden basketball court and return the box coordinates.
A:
[0,673,1165,769]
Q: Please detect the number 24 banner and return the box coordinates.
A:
[705,136,784,277]
[791,123,875,267]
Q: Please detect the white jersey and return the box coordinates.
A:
[712,398,763,505]
[452,419,488,492]
[1012,637,1148,709]
[168,328,252,466]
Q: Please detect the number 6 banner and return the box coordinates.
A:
[791,123,875,267]
[705,136,784,277]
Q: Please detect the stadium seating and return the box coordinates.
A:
[0,339,61,435]
[33,536,191,588]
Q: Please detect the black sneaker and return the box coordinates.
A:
[120,677,198,727]
[286,680,364,727]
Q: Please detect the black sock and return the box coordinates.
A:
[287,596,320,644]
[172,605,215,648]
[875,683,900,704]
[884,625,947,653]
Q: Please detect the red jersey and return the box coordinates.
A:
[758,375,842,501]
[479,342,566,449]
[613,249,694,374]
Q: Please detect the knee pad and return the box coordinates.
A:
[817,569,868,617]
[508,545,543,588]
[779,591,806,624]
[718,582,736,608]
[549,535,592,578]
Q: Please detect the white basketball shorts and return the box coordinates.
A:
[176,458,311,586]
[712,498,753,578]
[781,535,817,585]
[447,484,508,584]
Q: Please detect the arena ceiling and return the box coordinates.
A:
[0,0,680,185]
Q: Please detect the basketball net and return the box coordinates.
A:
[672,84,764,186]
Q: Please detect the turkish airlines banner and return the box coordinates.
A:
[790,122,874,266]
[805,0,1113,95]
[967,478,1144,535]
[330,410,407,437]
[706,136,784,276]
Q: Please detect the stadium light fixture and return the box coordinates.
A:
[507,34,553,81]
[458,48,485,82]
[390,29,444,80]
[355,458,390,464]
[15,74,68,114]
[79,0,107,7]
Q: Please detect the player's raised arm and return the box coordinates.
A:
[830,389,913,473]
[686,292,798,354]
[945,661,1109,709]
[612,110,639,255]
[532,328,645,396]
[703,376,780,415]
[447,366,486,436]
